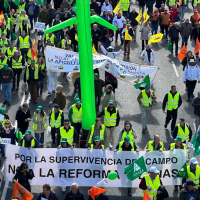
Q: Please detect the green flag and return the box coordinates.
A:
[134,75,150,89]
[167,39,172,52]
[71,3,76,13]
[36,0,42,6]
[174,162,188,179]
[192,127,200,156]
[4,0,9,10]
[124,156,147,181]
[13,0,20,6]
[73,92,79,104]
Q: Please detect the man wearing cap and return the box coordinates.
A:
[137,85,156,133]
[87,118,107,147]
[15,102,31,134]
[144,134,164,151]
[58,138,73,149]
[10,50,23,91]
[94,73,105,114]
[20,129,38,148]
[0,33,10,53]
[57,119,78,147]
[68,98,82,137]
[183,59,200,101]
[49,104,64,144]
[24,60,41,104]
[114,135,138,196]
[139,166,162,199]
[162,85,182,133]
[179,180,200,200]
[88,136,105,150]
[0,64,13,106]
[98,100,120,149]
[173,118,193,142]
[51,85,66,110]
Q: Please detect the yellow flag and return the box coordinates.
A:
[75,33,78,41]
[148,33,163,44]
[92,45,97,53]
[135,9,142,24]
[125,26,132,41]
[113,2,122,14]
[143,8,149,23]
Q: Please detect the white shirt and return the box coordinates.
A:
[100,45,123,59]
[112,16,126,29]
[101,2,113,13]
[183,64,200,81]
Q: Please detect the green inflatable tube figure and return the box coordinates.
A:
[44,0,117,130]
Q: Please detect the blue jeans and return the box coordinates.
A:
[182,35,189,47]
[139,6,145,14]
[147,7,153,16]
[35,132,44,144]
[2,82,12,102]
[179,6,186,19]
[55,31,61,43]
[151,23,158,34]
[37,77,44,95]
[29,15,37,30]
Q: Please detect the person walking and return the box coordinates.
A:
[68,98,82,137]
[150,8,160,35]
[191,23,200,59]
[180,19,193,47]
[0,64,13,106]
[38,6,49,29]
[91,24,101,51]
[129,7,138,41]
[5,43,17,62]
[101,0,113,13]
[192,91,200,129]
[162,85,182,134]
[32,106,47,146]
[49,104,64,144]
[0,33,10,53]
[15,102,31,134]
[173,118,193,142]
[182,51,195,71]
[37,57,46,96]
[140,44,155,66]
[137,85,156,133]
[98,100,120,149]
[20,129,39,148]
[24,60,41,104]
[139,22,151,51]
[13,162,34,192]
[37,184,59,200]
[183,59,200,101]
[48,4,56,27]
[144,134,164,151]
[101,84,115,110]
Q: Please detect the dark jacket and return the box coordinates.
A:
[48,8,56,24]
[95,79,105,96]
[88,194,108,200]
[38,10,50,26]
[98,106,120,127]
[26,3,39,18]
[92,28,102,43]
[137,0,146,6]
[20,135,39,148]
[179,184,200,200]
[169,25,180,38]
[115,142,138,151]
[101,28,114,42]
[157,185,169,200]
[129,11,138,26]
[52,92,66,110]
[74,76,81,91]
[0,68,14,83]
[69,26,78,44]
[64,190,85,200]
[13,167,34,192]
[90,2,99,15]
[191,27,200,41]
[192,97,200,116]
[173,123,193,141]
[162,91,182,110]
[37,190,58,200]
[24,65,42,84]
[182,56,195,69]
[1,127,17,145]
[15,106,31,131]
[145,0,155,7]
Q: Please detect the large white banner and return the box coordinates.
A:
[45,47,158,84]
[4,145,187,187]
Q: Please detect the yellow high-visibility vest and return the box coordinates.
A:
[26,65,39,80]
[177,123,189,142]
[0,39,9,53]
[17,3,26,13]
[120,0,130,11]
[104,107,117,127]
[88,125,105,143]
[4,18,11,30]
[19,35,30,49]
[46,34,55,45]
[170,143,187,150]
[32,112,46,131]
[22,138,35,147]
[72,104,82,123]
[2,118,6,125]
[10,15,17,25]
[187,165,200,189]
[141,90,153,107]
[169,0,176,6]
[12,56,22,69]
[20,25,29,36]
[0,56,8,69]
[0,28,8,38]
[143,174,161,200]
[166,93,179,111]
[59,126,74,145]
[6,47,17,59]
[50,109,63,128]
[148,140,164,151]
[91,144,104,149]
[118,142,134,151]
[18,14,28,27]
[121,130,134,142]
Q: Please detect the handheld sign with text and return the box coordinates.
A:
[1,138,11,144]
[35,22,45,31]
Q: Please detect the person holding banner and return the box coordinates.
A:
[139,166,163,199]
[20,129,39,148]
[57,137,73,149]
[144,134,164,151]
[87,136,105,149]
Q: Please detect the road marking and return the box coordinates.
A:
[171,61,179,77]
[193,123,197,132]
[1,92,30,199]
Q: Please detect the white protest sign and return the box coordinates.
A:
[1,138,11,144]
[35,22,45,31]
[45,47,158,84]
[0,114,4,122]
[4,145,187,187]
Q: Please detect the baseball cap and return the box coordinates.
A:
[54,104,59,109]
[190,157,198,164]
[36,105,43,111]
[74,98,80,104]
[186,180,196,186]
[189,59,196,63]
[0,107,5,115]
[94,73,99,77]
[31,60,35,63]
[61,138,67,143]
[108,100,114,105]
[94,136,100,142]
[150,167,159,173]
[179,118,185,122]
[174,136,182,141]
[107,46,114,50]
[124,136,131,143]
[25,129,31,135]
[145,85,150,90]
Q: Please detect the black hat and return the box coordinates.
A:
[186,180,196,186]
[179,118,185,122]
